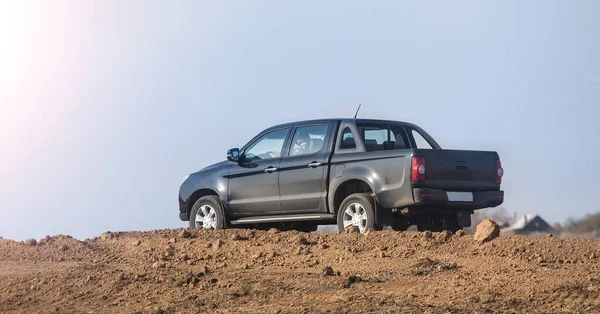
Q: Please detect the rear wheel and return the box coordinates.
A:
[336,193,376,233]
[189,196,226,230]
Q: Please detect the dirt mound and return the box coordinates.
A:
[1,229,600,313]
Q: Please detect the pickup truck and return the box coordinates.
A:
[178,118,504,233]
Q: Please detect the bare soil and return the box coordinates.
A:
[1,229,600,313]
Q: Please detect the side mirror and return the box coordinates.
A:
[227,148,240,162]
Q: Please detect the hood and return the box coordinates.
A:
[195,160,228,174]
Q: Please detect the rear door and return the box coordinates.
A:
[278,122,333,212]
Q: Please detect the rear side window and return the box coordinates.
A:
[340,127,356,149]
[356,123,410,151]
[361,125,387,151]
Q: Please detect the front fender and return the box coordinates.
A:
[180,161,231,204]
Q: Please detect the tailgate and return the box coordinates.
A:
[415,149,499,191]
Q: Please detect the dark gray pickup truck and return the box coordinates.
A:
[178,118,504,233]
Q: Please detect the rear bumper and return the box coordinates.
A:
[412,188,504,210]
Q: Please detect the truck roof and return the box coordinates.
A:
[267,118,421,131]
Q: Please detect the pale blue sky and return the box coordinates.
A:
[1,1,599,240]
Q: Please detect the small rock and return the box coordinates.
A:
[231,233,241,241]
[473,219,500,244]
[296,235,311,245]
[214,239,223,249]
[343,275,361,288]
[151,262,165,269]
[455,230,465,237]
[322,266,335,276]
[39,236,51,244]
[168,237,177,244]
[205,242,213,249]
[24,238,37,246]
[133,239,142,246]
[267,228,280,234]
[545,233,553,238]
[435,230,452,242]
[99,232,116,240]
[242,263,249,269]
[179,229,192,238]
[319,243,329,249]
[59,244,68,251]
[345,226,360,234]
[118,273,126,280]
[423,230,432,240]
[164,244,175,257]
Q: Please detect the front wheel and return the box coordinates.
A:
[336,193,376,233]
[189,196,226,230]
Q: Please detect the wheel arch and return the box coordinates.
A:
[186,188,222,220]
[330,178,376,215]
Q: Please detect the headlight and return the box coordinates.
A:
[182,174,190,183]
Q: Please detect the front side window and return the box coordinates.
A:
[289,125,327,156]
[244,129,288,161]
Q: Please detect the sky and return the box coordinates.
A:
[1,1,599,241]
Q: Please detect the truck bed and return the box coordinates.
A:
[412,149,500,192]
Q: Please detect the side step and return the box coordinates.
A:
[229,213,335,225]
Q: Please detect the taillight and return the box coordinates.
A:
[412,157,425,182]
[496,160,503,184]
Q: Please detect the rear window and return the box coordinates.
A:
[356,123,410,152]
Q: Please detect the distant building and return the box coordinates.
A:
[501,214,555,235]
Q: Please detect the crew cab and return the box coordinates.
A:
[178,119,504,233]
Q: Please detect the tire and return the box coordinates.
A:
[189,196,226,230]
[336,193,376,233]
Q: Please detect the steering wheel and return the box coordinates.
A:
[257,151,275,159]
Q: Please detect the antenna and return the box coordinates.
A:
[354,104,361,118]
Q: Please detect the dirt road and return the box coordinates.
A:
[1,228,599,313]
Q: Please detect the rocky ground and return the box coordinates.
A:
[1,226,600,313]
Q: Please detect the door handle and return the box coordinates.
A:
[308,162,322,168]
[264,167,277,173]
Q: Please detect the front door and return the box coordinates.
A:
[278,123,332,212]
[227,128,289,215]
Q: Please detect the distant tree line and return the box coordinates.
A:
[554,212,600,238]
